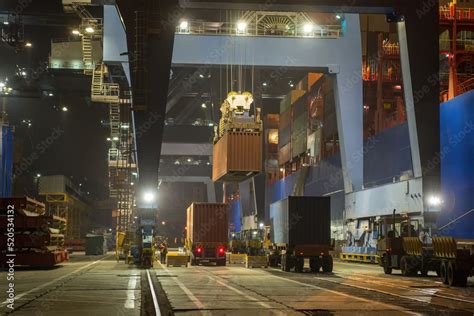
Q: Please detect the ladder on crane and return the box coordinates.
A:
[82,36,93,75]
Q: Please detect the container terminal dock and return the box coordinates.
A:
[0,0,474,315]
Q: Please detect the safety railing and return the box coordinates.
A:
[440,8,474,20]
[439,39,474,51]
[176,20,342,39]
[382,43,400,56]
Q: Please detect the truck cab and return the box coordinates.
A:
[376,211,419,274]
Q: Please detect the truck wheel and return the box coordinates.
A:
[440,260,448,284]
[447,261,465,286]
[383,256,392,275]
[447,261,456,286]
[295,258,304,273]
[281,255,290,272]
[310,258,321,273]
[271,257,278,267]
[190,259,196,266]
[322,256,333,273]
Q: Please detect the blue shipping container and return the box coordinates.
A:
[439,90,474,239]
[0,125,13,197]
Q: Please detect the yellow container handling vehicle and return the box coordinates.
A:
[129,208,158,268]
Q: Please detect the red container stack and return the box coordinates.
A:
[0,197,69,267]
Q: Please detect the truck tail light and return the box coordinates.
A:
[196,247,202,254]
[386,248,392,253]
[218,247,225,255]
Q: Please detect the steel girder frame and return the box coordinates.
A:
[116,0,439,208]
[42,193,89,240]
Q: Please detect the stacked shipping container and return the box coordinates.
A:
[278,90,305,165]
[278,74,329,171]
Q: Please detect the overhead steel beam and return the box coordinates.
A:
[161,142,212,156]
[116,0,178,195]
[0,13,80,26]
[158,175,216,202]
[178,0,406,13]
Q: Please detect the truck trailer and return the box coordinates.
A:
[186,202,229,266]
[270,196,333,273]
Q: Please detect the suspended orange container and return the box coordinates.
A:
[212,131,262,182]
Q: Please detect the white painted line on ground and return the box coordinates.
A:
[124,270,138,309]
[207,275,272,309]
[0,256,108,308]
[333,271,474,305]
[146,269,161,316]
[158,262,205,309]
[268,272,422,316]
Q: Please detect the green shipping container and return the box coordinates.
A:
[280,94,291,113]
[280,90,305,113]
[279,125,291,148]
[280,108,291,129]
[291,114,308,158]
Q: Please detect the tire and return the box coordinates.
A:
[440,260,448,284]
[401,256,417,276]
[322,256,333,273]
[295,258,304,273]
[267,255,277,267]
[400,256,408,276]
[190,259,197,266]
[383,255,392,275]
[281,255,290,272]
[447,260,456,286]
[310,258,321,273]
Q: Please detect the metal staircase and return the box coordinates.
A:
[72,4,93,19]
[82,35,93,75]
[66,1,136,241]
[68,4,103,74]
[90,63,120,103]
[109,103,121,142]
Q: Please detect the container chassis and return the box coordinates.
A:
[279,244,333,273]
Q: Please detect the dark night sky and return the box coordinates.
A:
[1,1,109,198]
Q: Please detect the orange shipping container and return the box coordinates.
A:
[186,203,229,244]
[307,73,324,90]
[212,132,262,182]
[291,90,306,104]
